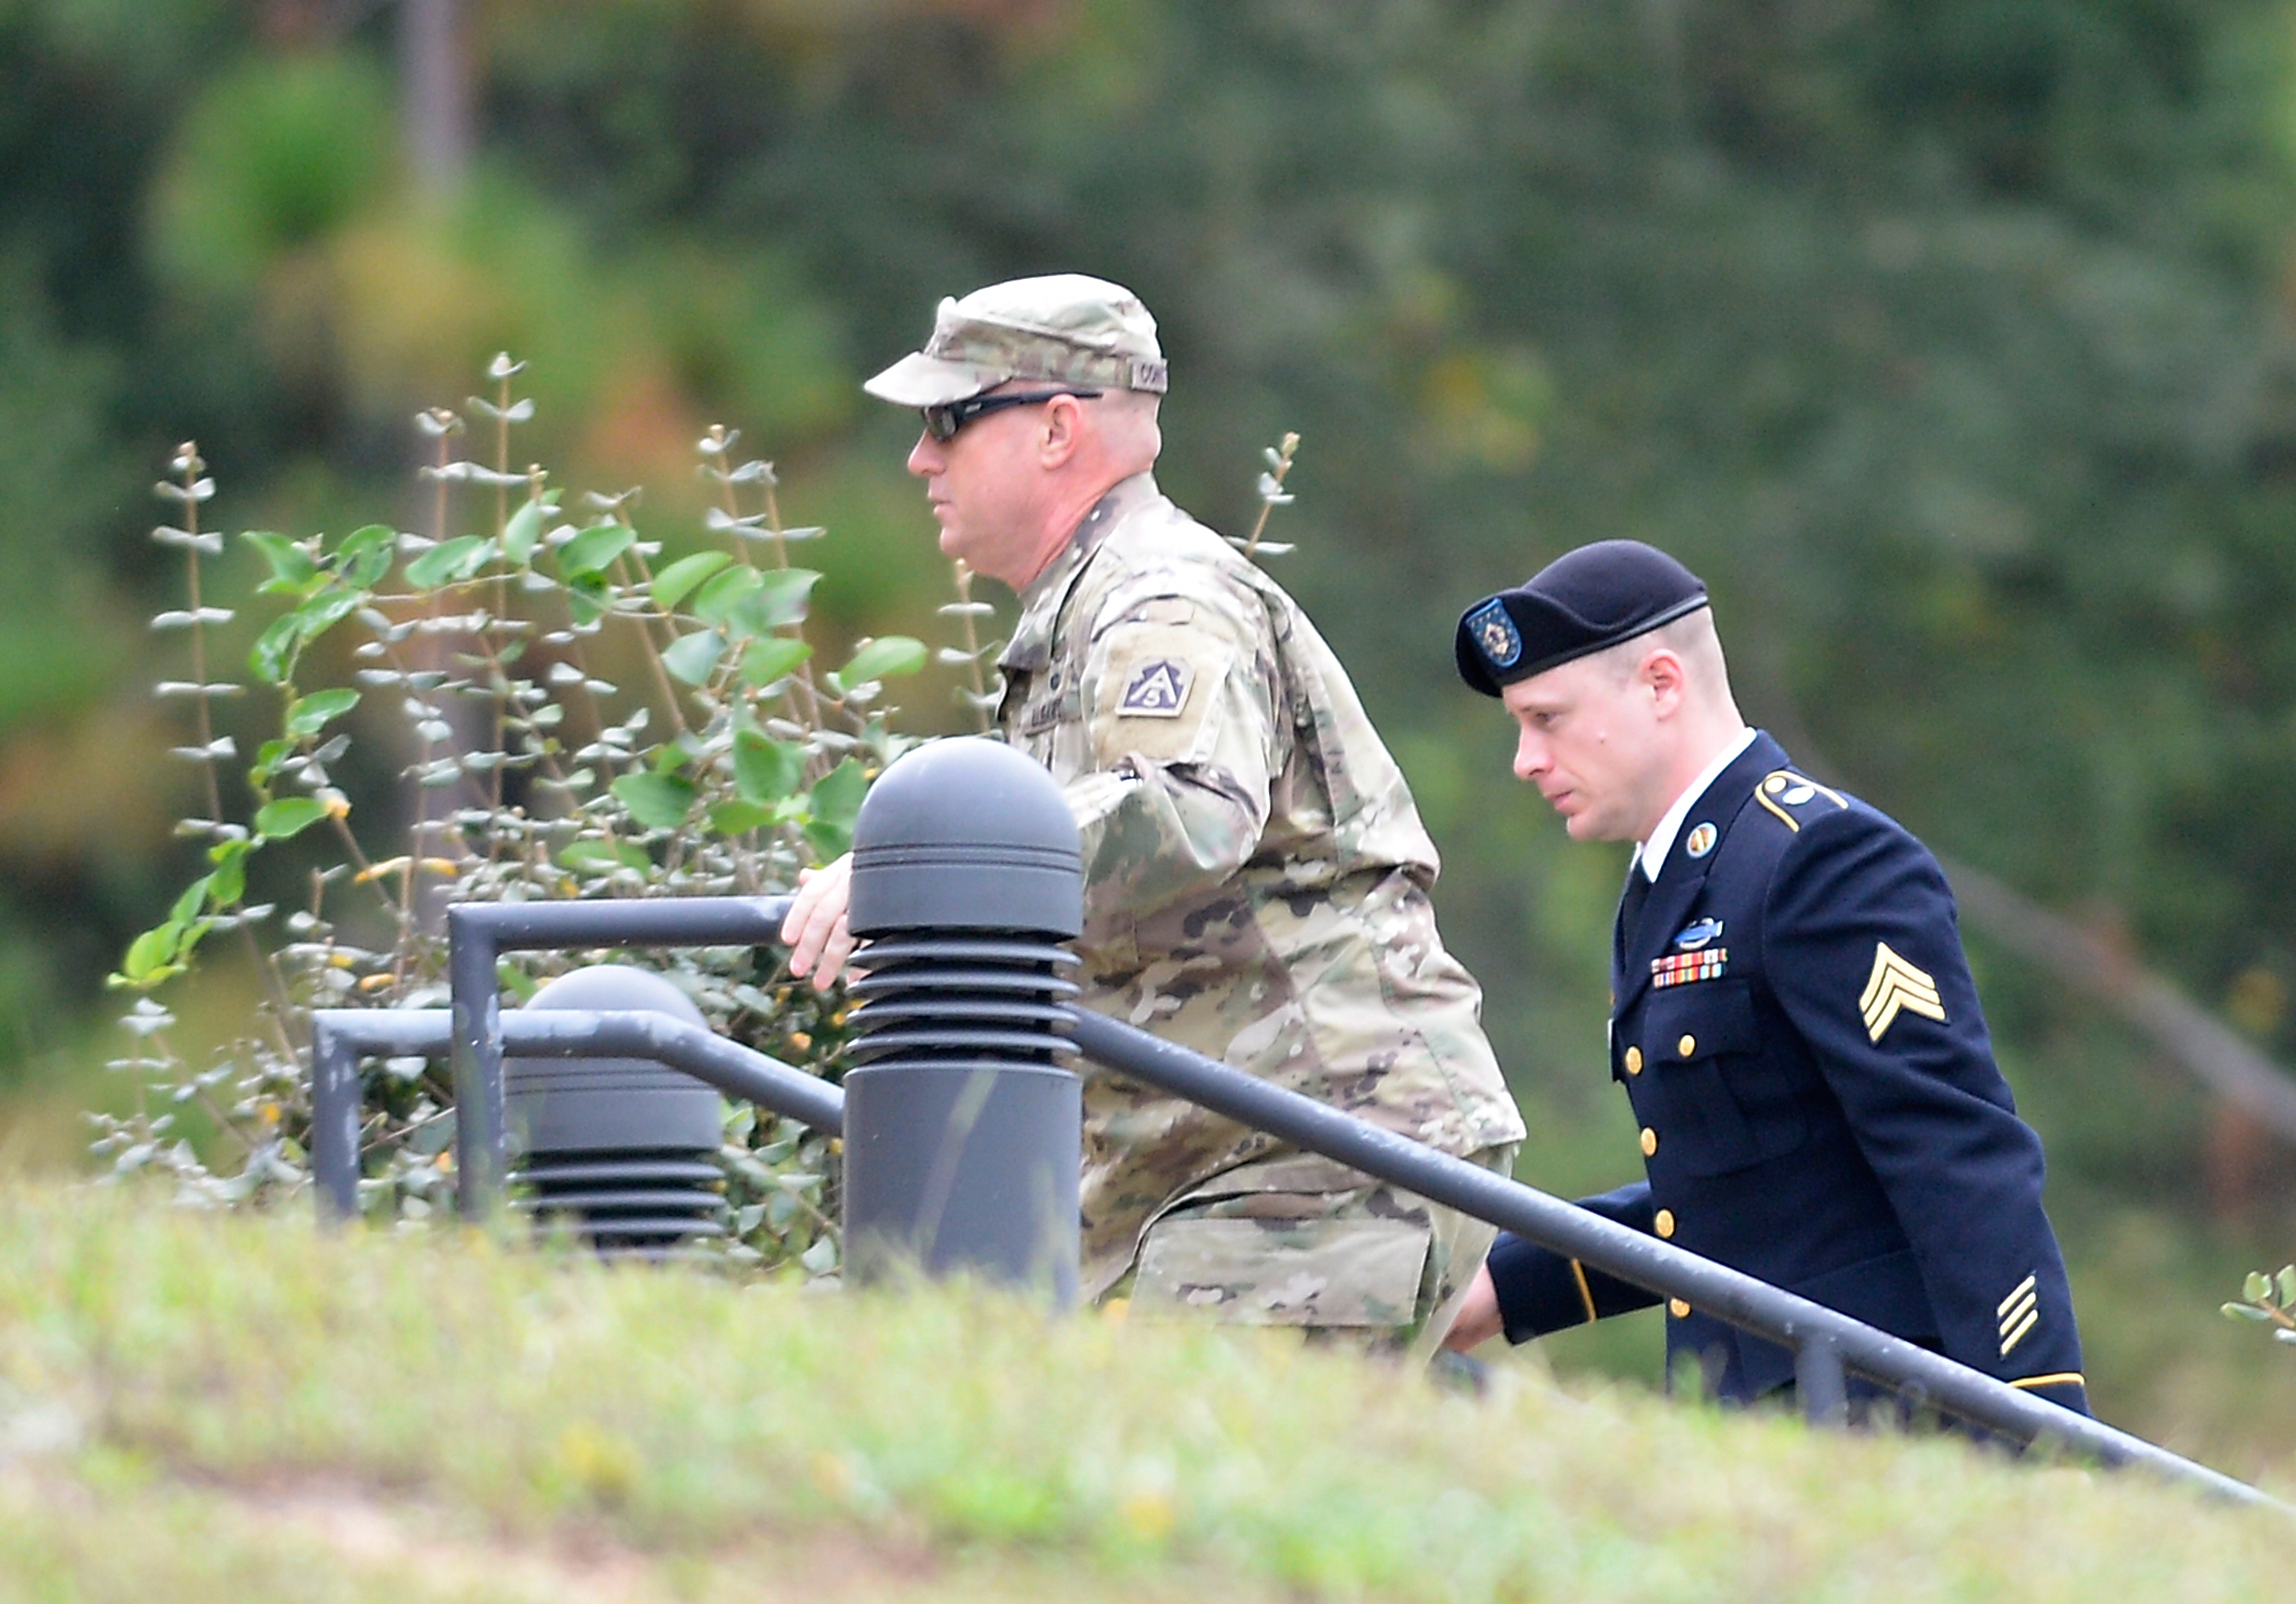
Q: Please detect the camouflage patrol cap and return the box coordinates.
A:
[863,274,1169,408]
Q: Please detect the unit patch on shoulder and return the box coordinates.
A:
[1755,769,1848,833]
[1116,657,1193,717]
[1860,941,1946,1043]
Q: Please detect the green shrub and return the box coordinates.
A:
[90,355,1001,1275]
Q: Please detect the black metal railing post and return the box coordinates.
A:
[841,737,1085,1304]
[310,1015,360,1222]
[446,906,503,1219]
[443,894,795,1216]
[1793,1330,1848,1429]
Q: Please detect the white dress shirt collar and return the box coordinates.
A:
[1638,727,1756,883]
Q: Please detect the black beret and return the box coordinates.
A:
[1455,540,1709,697]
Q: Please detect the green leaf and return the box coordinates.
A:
[500,498,550,566]
[254,588,362,682]
[286,688,361,736]
[611,772,698,830]
[651,551,735,612]
[737,636,812,689]
[564,572,612,626]
[841,635,928,684]
[240,531,319,594]
[303,586,364,633]
[731,568,820,635]
[556,839,652,874]
[169,874,213,929]
[120,923,183,984]
[660,630,727,687]
[336,524,397,589]
[2245,1271,2272,1303]
[249,737,295,787]
[559,522,636,578]
[656,732,703,772]
[803,758,868,862]
[404,535,494,588]
[2277,1265,2296,1311]
[249,614,301,685]
[733,730,806,803]
[497,962,541,1003]
[2227,1302,2275,1321]
[254,797,329,840]
[206,839,249,906]
[707,800,778,835]
[690,565,764,628]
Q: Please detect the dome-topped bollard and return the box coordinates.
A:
[841,737,1085,1304]
[503,964,730,1258]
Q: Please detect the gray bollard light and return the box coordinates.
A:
[504,964,729,1258]
[841,737,1085,1304]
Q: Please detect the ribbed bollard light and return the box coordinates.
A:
[842,737,1084,1304]
[503,964,728,1258]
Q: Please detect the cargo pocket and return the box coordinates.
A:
[1131,1215,1432,1327]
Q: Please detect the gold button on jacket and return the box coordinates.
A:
[1677,1033,1697,1057]
[1624,1045,1643,1075]
[1668,1297,1691,1319]
[1654,1208,1676,1239]
[1639,1127,1658,1156]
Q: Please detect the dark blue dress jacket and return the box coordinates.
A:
[1485,733,2089,1414]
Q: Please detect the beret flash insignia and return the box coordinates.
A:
[1465,598,1522,672]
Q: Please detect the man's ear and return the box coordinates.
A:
[1037,395,1087,469]
[1642,647,1689,716]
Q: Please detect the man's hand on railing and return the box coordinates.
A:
[781,854,858,993]
[1444,1264,1503,1351]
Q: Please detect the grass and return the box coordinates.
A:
[0,1183,2291,1603]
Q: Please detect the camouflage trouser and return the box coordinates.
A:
[1106,1143,1519,1361]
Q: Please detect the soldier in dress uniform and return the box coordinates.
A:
[781,274,1525,1351]
[1440,540,2089,1414]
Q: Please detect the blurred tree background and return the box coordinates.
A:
[10,0,2296,1465]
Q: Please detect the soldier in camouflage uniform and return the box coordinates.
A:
[783,274,1524,1352]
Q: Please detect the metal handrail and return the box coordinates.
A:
[444,895,796,1215]
[321,884,2274,1506]
[1062,1008,2280,1507]
[308,1003,840,1219]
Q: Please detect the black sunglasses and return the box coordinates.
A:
[922,387,1103,442]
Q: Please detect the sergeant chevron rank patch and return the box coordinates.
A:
[1860,942,1946,1043]
[1998,1273,2040,1356]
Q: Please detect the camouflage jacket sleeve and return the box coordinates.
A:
[1062,587,1283,921]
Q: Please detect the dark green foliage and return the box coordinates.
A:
[7,0,2296,1234]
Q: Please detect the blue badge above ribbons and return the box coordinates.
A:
[1674,918,1723,951]
[1464,598,1522,673]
